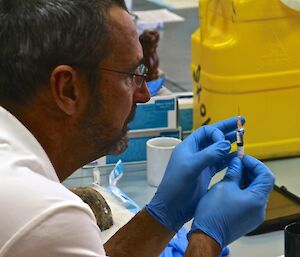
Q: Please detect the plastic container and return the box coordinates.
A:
[191,0,300,159]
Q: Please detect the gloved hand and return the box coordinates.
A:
[189,156,275,248]
[146,117,245,232]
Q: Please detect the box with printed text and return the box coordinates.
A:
[128,87,177,130]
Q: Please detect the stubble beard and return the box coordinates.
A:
[106,105,136,155]
[80,95,136,158]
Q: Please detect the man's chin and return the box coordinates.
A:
[107,133,129,156]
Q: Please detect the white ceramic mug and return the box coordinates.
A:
[146,137,182,187]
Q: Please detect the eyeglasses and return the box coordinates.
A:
[100,63,148,88]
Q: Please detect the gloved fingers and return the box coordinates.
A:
[242,155,275,196]
[212,116,245,134]
[224,130,241,143]
[242,155,265,174]
[223,157,243,183]
[221,246,230,256]
[191,140,231,171]
[186,125,225,148]
[242,155,273,181]
[213,152,238,173]
[197,167,215,190]
[207,126,226,143]
[240,170,254,189]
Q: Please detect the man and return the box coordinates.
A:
[0,0,274,257]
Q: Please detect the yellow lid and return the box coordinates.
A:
[201,0,300,21]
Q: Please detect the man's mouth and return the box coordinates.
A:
[127,105,137,124]
[121,105,137,135]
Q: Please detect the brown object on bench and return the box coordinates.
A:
[139,29,160,82]
[71,187,113,231]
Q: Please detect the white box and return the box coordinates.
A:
[176,92,193,133]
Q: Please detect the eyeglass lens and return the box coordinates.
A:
[133,64,148,87]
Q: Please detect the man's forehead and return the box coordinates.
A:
[106,6,142,66]
[109,7,137,44]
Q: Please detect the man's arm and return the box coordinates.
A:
[104,208,175,257]
[184,232,221,257]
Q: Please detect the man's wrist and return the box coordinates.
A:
[145,203,181,232]
[104,209,175,257]
[184,231,221,257]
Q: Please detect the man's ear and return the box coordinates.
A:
[50,65,87,115]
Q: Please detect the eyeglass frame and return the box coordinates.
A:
[100,63,148,88]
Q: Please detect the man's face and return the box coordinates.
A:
[80,6,150,158]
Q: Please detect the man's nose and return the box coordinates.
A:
[133,83,151,104]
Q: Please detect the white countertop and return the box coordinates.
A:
[116,157,300,257]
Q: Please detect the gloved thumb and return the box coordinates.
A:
[223,157,243,183]
[192,140,231,171]
[242,155,275,197]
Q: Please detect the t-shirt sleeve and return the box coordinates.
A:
[3,203,108,257]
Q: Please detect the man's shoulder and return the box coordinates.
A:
[1,167,87,219]
[0,164,96,252]
[0,163,82,206]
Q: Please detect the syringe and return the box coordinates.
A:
[236,116,244,159]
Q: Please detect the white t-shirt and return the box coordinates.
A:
[0,107,107,257]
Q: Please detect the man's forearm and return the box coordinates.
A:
[104,208,175,257]
[184,231,221,257]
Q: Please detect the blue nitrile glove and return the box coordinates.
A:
[146,117,245,232]
[189,156,275,248]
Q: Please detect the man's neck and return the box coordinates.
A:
[2,101,83,181]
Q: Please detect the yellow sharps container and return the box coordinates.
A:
[191,0,300,159]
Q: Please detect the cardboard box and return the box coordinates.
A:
[176,92,193,133]
[128,87,177,130]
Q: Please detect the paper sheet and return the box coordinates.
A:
[133,8,185,23]
[133,8,185,30]
[147,0,199,9]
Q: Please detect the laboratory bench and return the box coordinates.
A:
[114,157,300,257]
[63,157,300,257]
